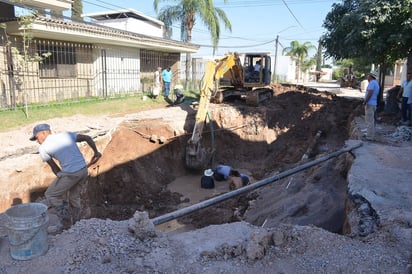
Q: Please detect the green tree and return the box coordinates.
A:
[335,59,355,77]
[282,40,316,81]
[71,0,83,21]
[335,58,371,79]
[50,9,63,19]
[302,57,317,74]
[322,0,412,106]
[1,14,51,114]
[153,0,232,86]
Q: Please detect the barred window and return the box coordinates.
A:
[38,43,77,78]
[140,49,179,73]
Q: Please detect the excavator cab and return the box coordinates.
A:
[242,53,272,86]
[216,53,272,105]
[219,53,271,89]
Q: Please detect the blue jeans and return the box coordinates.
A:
[401,97,409,122]
[163,81,171,97]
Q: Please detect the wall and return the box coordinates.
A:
[96,18,163,38]
[273,55,296,82]
[93,45,141,97]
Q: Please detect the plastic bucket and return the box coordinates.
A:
[5,203,49,260]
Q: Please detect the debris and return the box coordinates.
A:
[128,211,157,240]
[150,134,158,143]
[391,126,412,141]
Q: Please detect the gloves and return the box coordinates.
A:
[88,151,102,167]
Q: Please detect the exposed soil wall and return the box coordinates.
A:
[77,88,363,233]
[0,87,364,234]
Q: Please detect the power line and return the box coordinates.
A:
[281,0,305,31]
[214,0,334,9]
[83,0,155,16]
[79,0,326,52]
[197,37,277,48]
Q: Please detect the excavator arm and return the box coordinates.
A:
[185,53,243,169]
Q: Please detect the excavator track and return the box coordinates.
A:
[211,90,224,104]
[245,88,273,106]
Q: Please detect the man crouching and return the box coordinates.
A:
[30,123,101,234]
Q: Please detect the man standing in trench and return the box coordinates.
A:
[30,123,102,233]
[363,72,380,141]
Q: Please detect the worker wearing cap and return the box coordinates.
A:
[201,169,215,189]
[30,123,102,233]
[363,72,380,141]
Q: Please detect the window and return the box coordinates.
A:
[38,42,77,78]
[140,49,179,73]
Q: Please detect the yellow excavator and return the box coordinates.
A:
[185,52,272,169]
[211,52,272,105]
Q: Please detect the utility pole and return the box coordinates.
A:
[274,35,279,83]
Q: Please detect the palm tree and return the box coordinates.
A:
[154,0,232,86]
[282,40,316,82]
[71,0,83,21]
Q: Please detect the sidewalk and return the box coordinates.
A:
[310,82,412,243]
[303,81,365,99]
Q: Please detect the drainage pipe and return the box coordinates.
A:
[151,141,363,225]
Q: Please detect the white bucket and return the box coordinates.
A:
[5,203,49,260]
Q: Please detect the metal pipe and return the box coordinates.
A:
[151,141,362,225]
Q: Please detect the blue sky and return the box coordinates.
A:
[82,0,337,57]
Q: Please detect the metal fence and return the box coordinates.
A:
[0,35,207,111]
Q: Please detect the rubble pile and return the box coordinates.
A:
[391,125,412,141]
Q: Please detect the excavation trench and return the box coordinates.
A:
[80,89,363,234]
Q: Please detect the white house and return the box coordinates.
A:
[83,9,165,38]
[0,2,199,107]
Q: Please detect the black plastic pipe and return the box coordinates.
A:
[151,141,362,225]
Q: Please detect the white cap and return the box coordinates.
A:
[204,169,214,176]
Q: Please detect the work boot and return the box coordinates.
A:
[71,207,81,225]
[55,203,72,229]
[47,223,64,235]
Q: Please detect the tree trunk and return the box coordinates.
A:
[377,62,386,112]
[185,53,191,90]
[316,41,322,72]
[185,27,193,90]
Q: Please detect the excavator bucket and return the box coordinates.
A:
[185,140,207,170]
